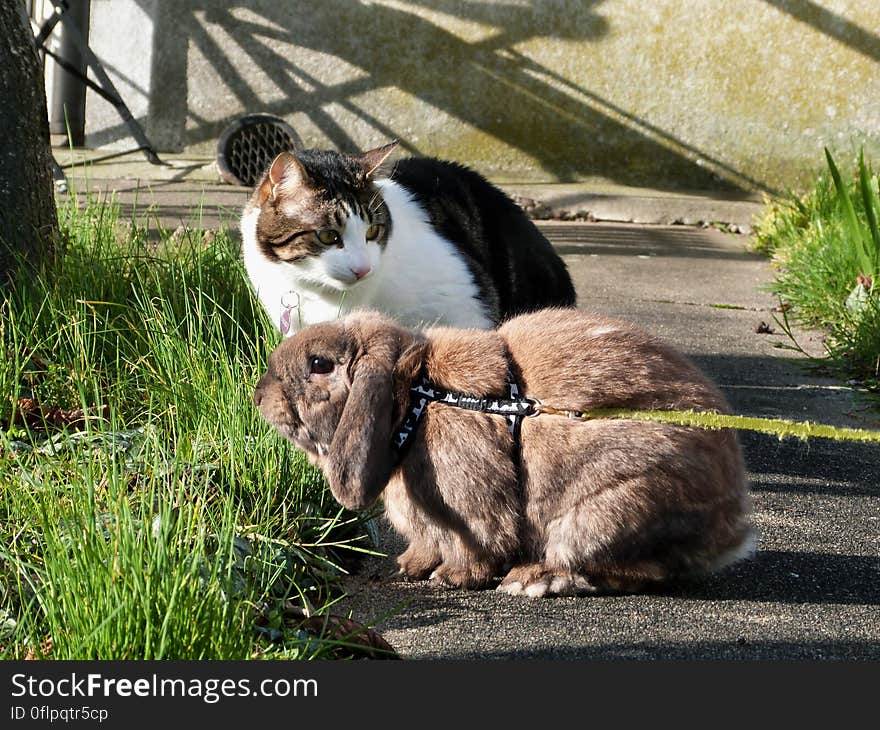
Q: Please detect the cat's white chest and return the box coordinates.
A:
[241,182,492,333]
[357,179,492,329]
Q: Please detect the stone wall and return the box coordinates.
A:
[83,0,880,192]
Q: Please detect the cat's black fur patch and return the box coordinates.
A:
[390,157,576,321]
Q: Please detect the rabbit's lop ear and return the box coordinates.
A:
[325,319,401,511]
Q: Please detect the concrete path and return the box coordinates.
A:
[60,161,879,659]
[339,222,879,660]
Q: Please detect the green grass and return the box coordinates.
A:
[0,195,378,659]
[752,148,880,388]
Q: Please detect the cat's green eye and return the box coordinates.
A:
[316,228,340,245]
[365,224,383,241]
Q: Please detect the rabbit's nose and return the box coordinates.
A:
[254,372,275,406]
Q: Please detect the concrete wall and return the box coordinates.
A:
[84,1,880,193]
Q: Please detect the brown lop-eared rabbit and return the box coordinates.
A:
[254,308,755,597]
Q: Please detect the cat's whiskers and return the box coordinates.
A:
[385,160,401,181]
[367,190,384,214]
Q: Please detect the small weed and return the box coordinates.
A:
[752,148,880,389]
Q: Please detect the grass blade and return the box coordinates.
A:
[825,147,872,275]
[857,149,880,274]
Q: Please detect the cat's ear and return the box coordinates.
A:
[356,140,399,178]
[258,151,309,205]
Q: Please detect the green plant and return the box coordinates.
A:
[752,148,880,388]
[0,194,379,659]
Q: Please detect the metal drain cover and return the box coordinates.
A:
[216,114,302,187]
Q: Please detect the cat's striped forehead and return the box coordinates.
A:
[259,178,388,229]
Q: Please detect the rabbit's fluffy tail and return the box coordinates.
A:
[706,526,758,572]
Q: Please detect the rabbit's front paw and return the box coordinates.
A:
[397,544,441,581]
[429,562,495,590]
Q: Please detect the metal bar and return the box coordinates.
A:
[48,0,163,164]
[47,0,89,144]
[43,48,122,106]
[41,46,118,106]
[33,0,69,48]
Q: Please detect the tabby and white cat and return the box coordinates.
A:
[240,141,575,334]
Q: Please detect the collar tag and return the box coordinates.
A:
[279,291,301,336]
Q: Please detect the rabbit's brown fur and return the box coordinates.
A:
[255,308,754,596]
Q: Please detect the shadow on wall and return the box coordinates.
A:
[762,0,880,63]
[99,1,789,191]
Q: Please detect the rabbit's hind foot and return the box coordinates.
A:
[497,563,596,598]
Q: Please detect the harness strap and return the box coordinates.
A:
[391,368,533,460]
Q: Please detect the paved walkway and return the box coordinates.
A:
[62,160,879,659]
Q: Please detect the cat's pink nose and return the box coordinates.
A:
[351,265,371,280]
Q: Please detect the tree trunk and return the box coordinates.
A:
[0,0,58,283]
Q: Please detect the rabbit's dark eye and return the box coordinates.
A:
[308,355,335,375]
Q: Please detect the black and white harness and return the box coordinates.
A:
[391,367,537,460]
